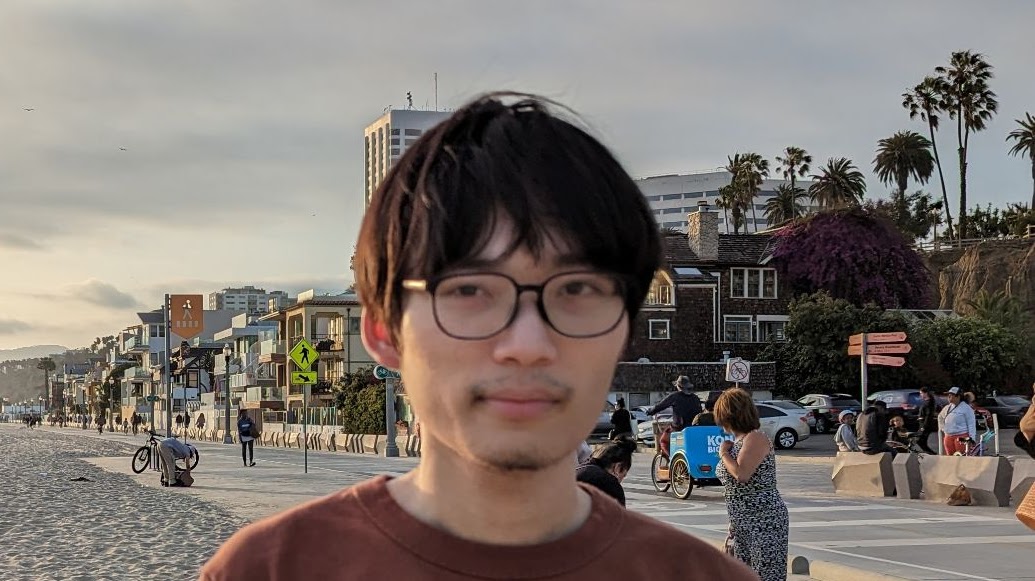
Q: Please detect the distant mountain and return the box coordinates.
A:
[0,345,69,363]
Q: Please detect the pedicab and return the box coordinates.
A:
[650,422,734,499]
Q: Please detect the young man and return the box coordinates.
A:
[916,386,938,454]
[200,94,756,580]
[856,400,892,455]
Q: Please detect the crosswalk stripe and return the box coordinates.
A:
[801,535,1035,548]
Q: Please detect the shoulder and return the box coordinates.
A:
[616,510,758,579]
[200,479,382,580]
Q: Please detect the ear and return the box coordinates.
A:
[360,311,401,369]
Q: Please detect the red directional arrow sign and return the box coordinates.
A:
[865,332,907,343]
[865,354,905,367]
[849,343,912,356]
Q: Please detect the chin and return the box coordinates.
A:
[466,437,572,473]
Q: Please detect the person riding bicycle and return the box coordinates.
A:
[646,376,703,457]
[157,436,197,487]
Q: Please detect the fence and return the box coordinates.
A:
[914,235,1033,252]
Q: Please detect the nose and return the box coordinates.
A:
[491,293,558,366]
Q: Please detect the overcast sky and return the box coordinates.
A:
[1,1,1033,350]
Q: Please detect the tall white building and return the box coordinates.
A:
[208,286,289,315]
[635,170,817,234]
[364,109,451,209]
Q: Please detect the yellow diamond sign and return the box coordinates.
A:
[289,338,319,371]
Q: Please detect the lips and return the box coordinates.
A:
[475,388,564,421]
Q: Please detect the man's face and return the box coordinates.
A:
[368,221,629,472]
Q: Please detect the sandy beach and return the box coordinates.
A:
[0,425,240,581]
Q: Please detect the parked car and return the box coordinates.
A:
[759,400,816,429]
[757,402,810,449]
[796,393,862,434]
[976,395,1032,428]
[636,408,671,446]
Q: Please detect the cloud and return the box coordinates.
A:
[0,233,45,251]
[68,280,142,310]
[0,318,33,335]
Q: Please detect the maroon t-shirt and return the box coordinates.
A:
[200,476,758,580]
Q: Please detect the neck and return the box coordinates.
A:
[386,436,591,546]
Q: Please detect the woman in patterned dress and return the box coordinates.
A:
[714,388,790,581]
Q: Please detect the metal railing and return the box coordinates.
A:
[914,236,1033,252]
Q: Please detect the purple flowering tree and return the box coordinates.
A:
[770,208,932,308]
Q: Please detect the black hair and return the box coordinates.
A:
[616,397,626,409]
[589,436,636,473]
[354,92,662,342]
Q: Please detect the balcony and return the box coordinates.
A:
[312,333,344,351]
[258,340,286,364]
[230,372,277,391]
[245,386,283,402]
[124,336,149,353]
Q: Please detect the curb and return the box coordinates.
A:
[808,560,911,581]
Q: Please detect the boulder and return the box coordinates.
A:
[920,455,1013,507]
[831,452,895,497]
[892,453,922,499]
[1010,459,1035,507]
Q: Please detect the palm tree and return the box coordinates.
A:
[764,183,808,226]
[716,184,736,233]
[726,152,769,233]
[36,357,55,412]
[935,51,998,239]
[809,157,867,209]
[966,289,1030,331]
[1007,112,1035,209]
[903,76,954,239]
[775,146,812,192]
[873,131,935,196]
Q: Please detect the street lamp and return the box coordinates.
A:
[108,377,116,432]
[222,344,233,444]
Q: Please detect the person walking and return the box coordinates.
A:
[201,93,755,580]
[939,387,976,455]
[916,387,938,454]
[576,437,636,506]
[715,388,789,581]
[237,410,256,467]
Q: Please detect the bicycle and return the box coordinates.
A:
[131,429,199,474]
[649,418,672,493]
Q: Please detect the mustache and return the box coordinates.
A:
[469,373,574,401]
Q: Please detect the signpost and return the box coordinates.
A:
[847,332,910,409]
[165,294,205,437]
[374,365,402,457]
[289,338,319,474]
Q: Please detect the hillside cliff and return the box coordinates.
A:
[924,239,1035,314]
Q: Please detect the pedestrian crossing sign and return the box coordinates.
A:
[289,338,319,371]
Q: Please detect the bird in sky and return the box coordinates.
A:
[23,108,34,112]
[119,147,127,151]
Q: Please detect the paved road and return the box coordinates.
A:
[30,424,1035,580]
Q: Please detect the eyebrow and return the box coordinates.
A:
[445,251,590,273]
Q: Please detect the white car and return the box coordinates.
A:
[759,400,816,429]
[757,402,810,449]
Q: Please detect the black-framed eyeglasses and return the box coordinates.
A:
[401,271,628,340]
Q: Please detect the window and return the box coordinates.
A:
[662,207,682,214]
[756,405,786,418]
[685,192,705,198]
[645,273,674,306]
[723,316,752,342]
[673,267,701,276]
[648,320,670,340]
[390,128,400,135]
[390,138,399,145]
[758,320,786,341]
[150,324,165,338]
[348,317,361,334]
[391,148,400,156]
[646,194,663,201]
[404,128,422,136]
[404,139,418,146]
[662,193,682,200]
[730,268,777,298]
[663,221,683,228]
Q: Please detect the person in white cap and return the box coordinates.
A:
[834,410,860,452]
[938,386,976,455]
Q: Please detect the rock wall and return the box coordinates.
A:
[923,239,1035,313]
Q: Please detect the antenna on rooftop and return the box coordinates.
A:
[434,72,438,111]
[406,91,413,109]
